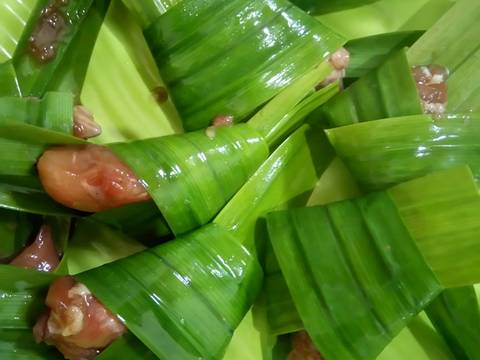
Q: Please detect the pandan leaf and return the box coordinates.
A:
[0,61,21,96]
[327,113,480,191]
[77,223,262,360]
[426,286,480,360]
[320,48,422,127]
[266,192,441,360]
[145,0,345,130]
[109,124,268,236]
[407,0,480,113]
[345,31,423,79]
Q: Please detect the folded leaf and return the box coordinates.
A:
[90,201,171,243]
[267,192,441,360]
[320,48,422,127]
[0,92,74,134]
[110,124,268,236]
[0,329,62,359]
[97,333,157,360]
[426,286,480,360]
[77,223,262,360]
[0,0,36,62]
[44,0,109,100]
[0,61,21,96]
[121,0,178,28]
[214,124,335,248]
[0,123,82,180]
[389,166,480,287]
[327,113,480,190]
[291,0,380,14]
[345,31,423,79]
[316,0,454,41]
[407,0,480,113]
[65,219,146,275]
[145,0,345,130]
[13,0,95,96]
[0,210,37,260]
[81,0,183,144]
[0,183,75,216]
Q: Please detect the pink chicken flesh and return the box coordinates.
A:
[287,331,324,360]
[34,277,126,360]
[37,144,150,213]
[10,225,59,272]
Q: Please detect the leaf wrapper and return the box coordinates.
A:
[345,31,423,79]
[426,286,480,360]
[266,192,441,360]
[110,124,268,236]
[0,61,21,96]
[77,223,262,360]
[389,166,480,287]
[320,48,422,127]
[407,0,480,113]
[145,0,345,130]
[0,92,73,134]
[13,0,95,96]
[327,113,480,191]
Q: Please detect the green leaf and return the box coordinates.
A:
[316,0,454,41]
[327,113,480,191]
[12,0,95,96]
[247,61,339,148]
[77,223,262,360]
[145,0,345,130]
[426,287,480,360]
[97,333,157,360]
[0,0,36,62]
[0,210,37,260]
[80,0,183,143]
[110,124,268,236]
[389,166,480,287]
[44,0,109,100]
[0,329,62,359]
[65,219,146,275]
[90,201,171,243]
[266,192,441,360]
[345,31,423,79]
[0,61,21,96]
[214,124,335,249]
[0,123,82,180]
[378,313,454,360]
[320,48,422,127]
[0,183,75,216]
[407,0,480,113]
[0,264,58,291]
[121,0,178,28]
[0,92,74,134]
[292,0,380,14]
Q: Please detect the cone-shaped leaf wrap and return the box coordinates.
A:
[109,124,268,235]
[267,192,441,360]
[144,0,345,130]
[77,223,262,360]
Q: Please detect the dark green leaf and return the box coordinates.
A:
[145,0,345,130]
[345,31,423,79]
[267,192,441,360]
[327,113,480,191]
[320,48,422,127]
[77,223,262,360]
[0,61,21,96]
[110,124,268,236]
[292,0,380,15]
[13,0,95,96]
[426,287,480,360]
